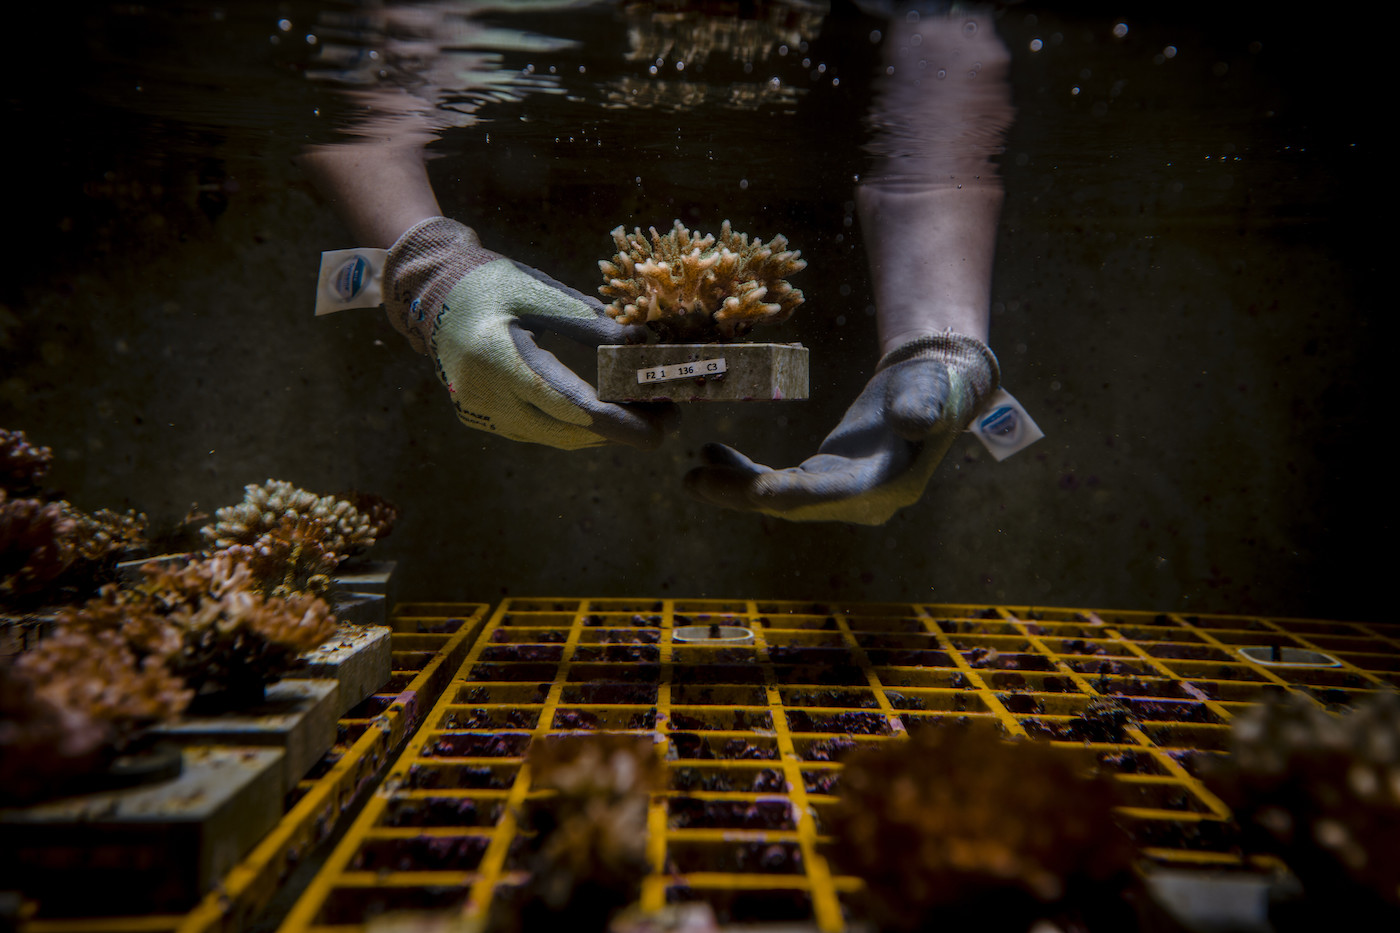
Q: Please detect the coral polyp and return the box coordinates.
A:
[599,220,806,341]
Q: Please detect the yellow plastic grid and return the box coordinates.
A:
[22,605,490,933]
[278,599,1400,933]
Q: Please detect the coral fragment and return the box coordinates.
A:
[599,220,805,341]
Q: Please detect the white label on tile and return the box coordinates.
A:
[637,357,727,384]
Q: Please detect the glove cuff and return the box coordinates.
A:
[383,217,501,355]
[876,331,1001,403]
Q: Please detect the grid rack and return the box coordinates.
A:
[276,598,1400,932]
[21,604,490,933]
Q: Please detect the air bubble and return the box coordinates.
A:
[936,69,946,79]
[963,20,978,36]
[1163,45,1178,59]
[739,179,749,190]
[869,29,882,43]
[1029,38,1043,51]
[1113,22,1128,38]
[277,18,291,31]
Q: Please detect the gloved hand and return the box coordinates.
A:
[684,333,999,524]
[383,217,672,449]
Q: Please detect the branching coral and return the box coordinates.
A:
[0,428,53,494]
[15,629,192,735]
[201,480,387,596]
[599,220,806,341]
[53,552,337,702]
[1,495,148,602]
[1,492,78,597]
[495,735,660,933]
[1207,692,1400,911]
[131,553,338,698]
[69,507,148,563]
[829,724,1136,933]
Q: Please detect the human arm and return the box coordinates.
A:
[299,100,672,450]
[685,4,1013,522]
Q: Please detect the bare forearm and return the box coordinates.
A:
[858,5,1014,357]
[859,183,1001,352]
[298,141,442,249]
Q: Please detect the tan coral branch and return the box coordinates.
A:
[599,219,806,342]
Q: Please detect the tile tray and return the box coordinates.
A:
[274,599,1398,932]
[21,604,490,933]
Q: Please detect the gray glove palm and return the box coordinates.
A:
[384,217,671,450]
[685,334,999,524]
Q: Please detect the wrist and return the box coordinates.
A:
[877,332,1000,404]
[382,218,500,354]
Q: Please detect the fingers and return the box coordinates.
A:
[509,322,678,449]
[517,308,633,348]
[685,444,893,514]
[683,443,772,510]
[587,400,678,450]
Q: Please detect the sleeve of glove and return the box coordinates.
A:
[382,216,500,355]
[685,332,998,524]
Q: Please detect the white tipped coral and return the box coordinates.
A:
[599,220,806,341]
[203,480,378,556]
[201,480,392,596]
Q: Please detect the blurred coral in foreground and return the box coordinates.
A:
[490,735,660,933]
[830,724,1135,932]
[1207,692,1400,912]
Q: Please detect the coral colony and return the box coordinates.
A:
[1207,692,1400,911]
[1,429,146,601]
[201,479,395,597]
[2,434,396,801]
[494,735,659,933]
[599,220,806,342]
[830,724,1136,932]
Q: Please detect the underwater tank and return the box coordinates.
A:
[1,0,1382,618]
[1,1,1393,930]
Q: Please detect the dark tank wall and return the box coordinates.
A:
[0,2,1381,619]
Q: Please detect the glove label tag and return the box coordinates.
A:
[638,357,727,384]
[314,248,388,316]
[968,388,1044,461]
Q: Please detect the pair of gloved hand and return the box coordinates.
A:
[383,218,999,525]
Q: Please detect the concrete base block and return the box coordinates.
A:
[149,679,339,793]
[0,746,284,913]
[598,343,809,402]
[286,624,393,715]
[332,590,387,626]
[334,558,396,595]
